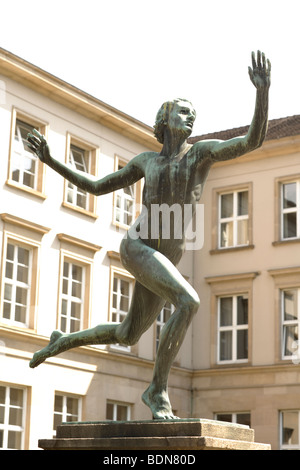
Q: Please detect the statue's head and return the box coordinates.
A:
[154,98,196,144]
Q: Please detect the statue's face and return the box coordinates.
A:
[167,101,196,136]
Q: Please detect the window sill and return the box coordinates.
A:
[0,323,37,338]
[210,244,255,255]
[112,221,131,231]
[273,238,300,246]
[5,179,47,200]
[62,202,98,219]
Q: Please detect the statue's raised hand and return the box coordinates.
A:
[27,129,52,164]
[248,50,271,90]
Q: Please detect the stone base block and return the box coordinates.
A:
[39,418,271,450]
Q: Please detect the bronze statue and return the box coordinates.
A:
[28,51,271,419]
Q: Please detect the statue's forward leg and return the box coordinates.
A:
[30,280,165,369]
[120,238,200,419]
[29,323,118,368]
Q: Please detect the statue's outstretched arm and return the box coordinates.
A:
[27,130,144,195]
[196,51,271,163]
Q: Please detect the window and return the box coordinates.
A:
[156,302,175,352]
[219,190,249,248]
[57,234,100,336]
[0,214,50,330]
[0,385,25,450]
[2,243,31,327]
[215,412,251,427]
[7,110,47,197]
[67,144,89,210]
[113,156,142,228]
[281,181,300,240]
[280,410,300,449]
[53,394,81,437]
[218,294,248,363]
[110,269,134,351]
[282,289,300,359]
[106,401,131,421]
[63,134,98,217]
[59,261,85,334]
[12,120,38,189]
[114,162,135,227]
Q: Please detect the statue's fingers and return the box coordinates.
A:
[27,142,35,151]
[267,59,271,74]
[261,52,266,69]
[251,51,256,69]
[256,50,262,68]
[27,134,40,146]
[32,128,46,142]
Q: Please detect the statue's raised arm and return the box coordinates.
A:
[27,129,144,195]
[193,50,271,163]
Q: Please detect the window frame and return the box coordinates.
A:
[211,183,253,254]
[108,265,134,353]
[0,214,50,331]
[155,302,175,353]
[62,133,99,218]
[280,410,300,450]
[57,249,93,334]
[281,288,300,360]
[112,155,142,229]
[0,384,27,450]
[53,392,82,437]
[6,108,48,199]
[2,242,32,328]
[205,271,257,368]
[281,179,300,241]
[268,266,300,363]
[215,411,251,427]
[274,175,300,245]
[106,400,131,421]
[218,189,250,249]
[217,293,249,364]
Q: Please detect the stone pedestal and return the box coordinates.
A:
[39,419,271,450]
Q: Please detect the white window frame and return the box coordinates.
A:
[59,260,85,334]
[156,302,175,352]
[0,385,26,450]
[281,180,300,240]
[217,294,249,364]
[113,157,136,228]
[53,393,82,437]
[218,190,249,249]
[12,120,39,190]
[1,242,32,328]
[67,144,90,211]
[106,401,131,421]
[280,410,300,450]
[110,269,134,352]
[215,412,251,426]
[281,288,300,360]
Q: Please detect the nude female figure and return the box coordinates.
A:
[27,51,270,419]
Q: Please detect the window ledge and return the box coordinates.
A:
[5,179,47,200]
[273,238,300,246]
[61,202,98,219]
[210,244,255,255]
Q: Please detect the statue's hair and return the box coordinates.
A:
[153,98,195,144]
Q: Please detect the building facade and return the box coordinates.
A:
[0,49,299,450]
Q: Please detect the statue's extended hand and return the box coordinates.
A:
[27,129,51,164]
[248,50,271,90]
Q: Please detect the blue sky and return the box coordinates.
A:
[1,0,299,136]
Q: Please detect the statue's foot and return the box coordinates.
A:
[29,330,64,368]
[142,384,179,420]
